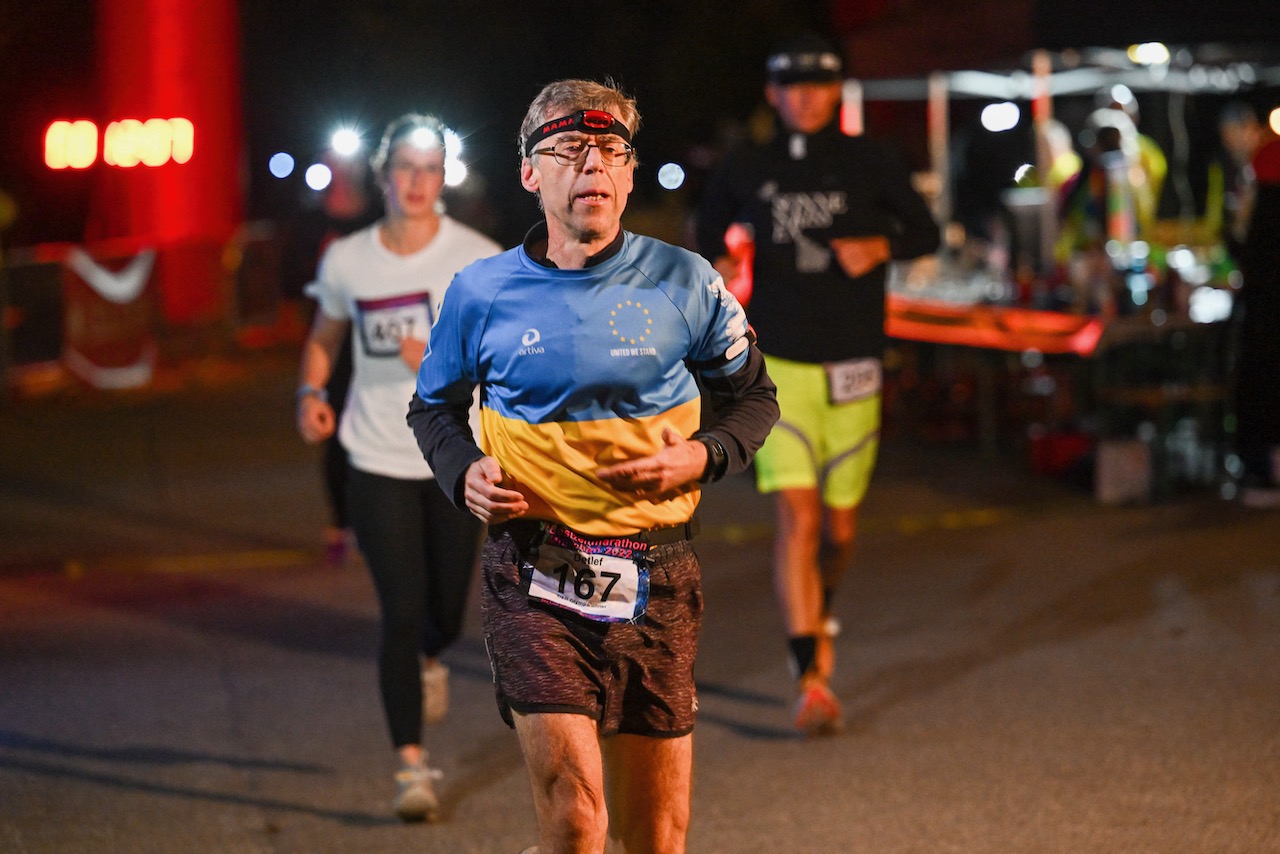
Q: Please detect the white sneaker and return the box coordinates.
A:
[421,660,450,724]
[393,760,443,823]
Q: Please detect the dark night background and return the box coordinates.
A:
[2,0,1279,249]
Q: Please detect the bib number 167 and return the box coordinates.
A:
[526,544,648,622]
[548,562,622,602]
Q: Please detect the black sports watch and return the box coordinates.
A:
[695,434,728,484]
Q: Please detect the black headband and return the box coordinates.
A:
[766,49,842,86]
[524,110,632,155]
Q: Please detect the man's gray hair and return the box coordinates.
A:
[517,78,640,161]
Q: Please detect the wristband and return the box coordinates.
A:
[695,434,728,484]
[296,384,328,403]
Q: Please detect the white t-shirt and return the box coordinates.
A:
[308,217,501,479]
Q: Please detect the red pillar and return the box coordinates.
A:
[89,0,244,324]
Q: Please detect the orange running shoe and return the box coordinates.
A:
[792,675,844,737]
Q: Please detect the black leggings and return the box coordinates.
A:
[346,466,483,748]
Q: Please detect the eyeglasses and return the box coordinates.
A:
[389,161,444,178]
[531,138,635,167]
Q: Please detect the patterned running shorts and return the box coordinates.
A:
[480,524,703,738]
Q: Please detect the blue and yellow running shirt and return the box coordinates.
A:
[415,230,752,536]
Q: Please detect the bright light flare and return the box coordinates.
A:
[1189,287,1233,323]
[330,127,362,157]
[1166,246,1210,285]
[1270,108,1280,136]
[444,159,467,187]
[305,162,332,191]
[442,129,468,186]
[268,152,295,178]
[1108,84,1136,109]
[408,127,441,151]
[1127,42,1170,66]
[981,102,1020,133]
[658,162,686,190]
[1166,246,1196,270]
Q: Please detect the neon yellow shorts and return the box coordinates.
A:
[753,354,881,509]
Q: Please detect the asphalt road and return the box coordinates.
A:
[2,351,1278,853]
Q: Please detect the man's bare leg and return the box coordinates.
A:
[604,732,693,854]
[514,712,608,854]
[772,487,825,646]
[815,504,858,680]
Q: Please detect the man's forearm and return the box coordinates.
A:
[697,345,780,477]
[406,394,484,507]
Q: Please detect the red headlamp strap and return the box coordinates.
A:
[524,110,632,155]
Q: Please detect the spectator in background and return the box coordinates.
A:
[1055,106,1146,273]
[1100,84,1168,236]
[695,32,939,737]
[1232,108,1280,508]
[1040,118,1084,198]
[1213,100,1268,250]
[296,113,501,821]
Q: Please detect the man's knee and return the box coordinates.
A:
[517,714,610,848]
[545,766,608,846]
[824,505,860,550]
[776,489,823,537]
[821,529,856,560]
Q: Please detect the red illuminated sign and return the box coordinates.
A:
[45,121,99,169]
[45,118,194,169]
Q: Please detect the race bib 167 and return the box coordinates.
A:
[523,526,650,623]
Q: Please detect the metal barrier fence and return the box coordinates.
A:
[1,223,284,401]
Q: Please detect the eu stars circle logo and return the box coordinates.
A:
[609,300,652,345]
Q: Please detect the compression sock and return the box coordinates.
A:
[788,635,818,679]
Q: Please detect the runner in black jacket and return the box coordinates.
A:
[696,32,939,736]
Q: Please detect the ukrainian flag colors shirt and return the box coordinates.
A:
[416,231,751,536]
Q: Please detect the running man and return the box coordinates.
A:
[408,79,778,852]
[696,33,939,736]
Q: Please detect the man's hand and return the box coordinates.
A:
[595,428,708,496]
[830,235,891,278]
[297,396,336,444]
[463,457,529,524]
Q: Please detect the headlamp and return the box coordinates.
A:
[524,110,632,156]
